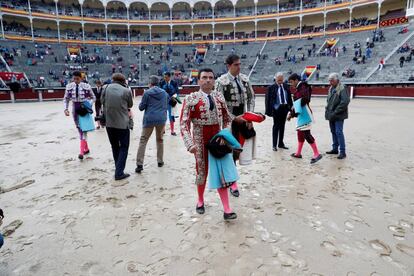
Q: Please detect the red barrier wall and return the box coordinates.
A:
[354,86,414,97]
[41,89,65,100]
[14,88,38,100]
[1,85,414,103]
[0,91,11,101]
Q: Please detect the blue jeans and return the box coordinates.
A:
[329,120,346,154]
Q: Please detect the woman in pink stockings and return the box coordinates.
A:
[287,73,322,164]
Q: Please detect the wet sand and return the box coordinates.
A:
[0,97,414,275]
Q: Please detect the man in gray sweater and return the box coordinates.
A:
[325,73,350,159]
[135,76,169,173]
[102,73,133,180]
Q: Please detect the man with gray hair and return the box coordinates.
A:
[135,75,169,173]
[325,73,350,159]
[265,72,293,151]
[102,73,133,180]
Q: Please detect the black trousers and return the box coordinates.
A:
[272,105,289,148]
[106,127,130,178]
[232,104,245,116]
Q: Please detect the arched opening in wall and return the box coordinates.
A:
[58,0,81,17]
[172,25,192,41]
[107,24,128,41]
[279,17,300,37]
[352,4,380,28]
[326,0,351,6]
[59,21,82,40]
[279,0,300,13]
[257,20,276,38]
[303,0,321,9]
[2,15,31,38]
[214,0,233,19]
[150,2,170,20]
[325,9,350,34]
[302,14,324,36]
[235,21,255,40]
[1,0,28,11]
[106,1,127,19]
[151,25,171,42]
[130,2,149,20]
[84,23,106,41]
[30,0,56,15]
[256,0,277,16]
[193,24,212,40]
[380,0,407,22]
[214,23,233,40]
[193,1,212,19]
[130,25,150,41]
[235,0,254,17]
[33,19,58,39]
[172,2,192,20]
[83,0,105,19]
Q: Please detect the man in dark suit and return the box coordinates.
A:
[265,72,293,151]
[159,72,179,135]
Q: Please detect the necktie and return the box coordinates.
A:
[75,84,79,99]
[207,94,215,111]
[279,85,286,104]
[234,77,242,95]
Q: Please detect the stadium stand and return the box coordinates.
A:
[0,0,411,88]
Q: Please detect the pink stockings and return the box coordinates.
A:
[217,187,232,213]
[197,184,232,214]
[170,122,175,134]
[230,182,239,191]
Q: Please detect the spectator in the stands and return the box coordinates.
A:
[378,58,385,71]
[400,56,405,68]
[399,26,408,34]
[365,47,372,59]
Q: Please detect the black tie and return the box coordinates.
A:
[279,85,286,104]
[75,84,79,99]
[234,77,242,94]
[207,94,215,111]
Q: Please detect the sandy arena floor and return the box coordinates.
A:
[0,97,413,276]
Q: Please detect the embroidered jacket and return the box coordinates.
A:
[180,90,234,151]
[215,72,255,113]
[63,82,95,110]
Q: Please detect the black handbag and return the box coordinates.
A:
[206,137,232,159]
[240,125,256,139]
[169,97,178,107]
[97,84,109,125]
[75,101,93,117]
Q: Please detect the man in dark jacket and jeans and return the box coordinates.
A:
[135,76,169,173]
[159,72,179,136]
[102,73,133,180]
[325,73,350,159]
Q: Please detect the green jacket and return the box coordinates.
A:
[325,83,350,121]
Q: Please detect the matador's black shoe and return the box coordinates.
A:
[223,212,237,220]
[196,204,205,214]
[230,188,240,197]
